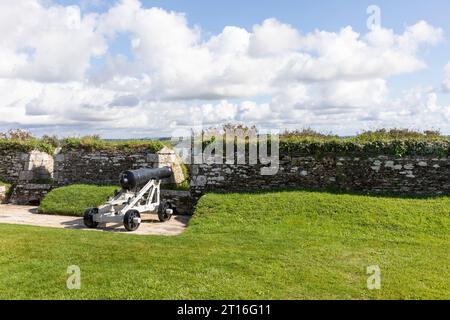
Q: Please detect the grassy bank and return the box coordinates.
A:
[1,190,449,299]
[38,184,190,216]
[38,184,117,216]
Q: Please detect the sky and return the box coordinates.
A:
[1,0,450,138]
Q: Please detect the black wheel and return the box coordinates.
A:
[158,202,173,222]
[84,208,99,229]
[124,210,141,231]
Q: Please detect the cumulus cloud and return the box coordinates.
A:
[0,0,106,82]
[0,0,448,136]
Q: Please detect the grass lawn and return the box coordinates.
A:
[0,190,449,299]
[38,184,118,216]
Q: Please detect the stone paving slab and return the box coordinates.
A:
[0,205,190,236]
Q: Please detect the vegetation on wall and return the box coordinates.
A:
[0,139,56,155]
[0,129,56,154]
[279,129,450,158]
[1,127,449,158]
[0,130,165,154]
[60,136,165,153]
[198,126,450,158]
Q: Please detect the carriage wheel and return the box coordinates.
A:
[158,202,173,222]
[83,208,99,229]
[124,210,141,231]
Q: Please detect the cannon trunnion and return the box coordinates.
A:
[83,166,175,232]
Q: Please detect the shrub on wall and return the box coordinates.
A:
[0,129,57,154]
[60,137,165,153]
[279,129,450,158]
[0,139,55,154]
[279,139,450,158]
[198,127,450,158]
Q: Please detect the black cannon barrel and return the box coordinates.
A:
[119,167,173,190]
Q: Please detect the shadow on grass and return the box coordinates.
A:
[203,186,450,200]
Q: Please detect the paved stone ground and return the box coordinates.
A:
[0,205,190,236]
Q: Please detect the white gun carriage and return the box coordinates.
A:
[83,167,175,231]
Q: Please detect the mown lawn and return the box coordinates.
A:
[38,184,118,216]
[0,190,449,299]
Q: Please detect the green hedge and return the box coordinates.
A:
[0,139,55,154]
[201,137,450,158]
[199,128,450,158]
[1,130,449,158]
[0,138,165,154]
[279,139,450,158]
[60,137,165,153]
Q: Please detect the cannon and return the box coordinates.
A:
[84,167,175,232]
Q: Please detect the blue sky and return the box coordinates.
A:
[58,0,450,98]
[2,0,450,137]
[56,0,450,69]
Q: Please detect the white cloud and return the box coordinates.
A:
[0,0,106,82]
[248,18,301,57]
[0,0,448,136]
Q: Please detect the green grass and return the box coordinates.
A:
[1,190,449,299]
[38,184,118,216]
[39,184,189,216]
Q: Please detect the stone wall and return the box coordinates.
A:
[0,151,27,183]
[19,151,53,182]
[9,184,52,205]
[190,154,450,197]
[4,147,450,209]
[53,150,157,186]
[53,146,184,186]
[161,190,194,215]
[0,151,53,184]
[0,147,187,207]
